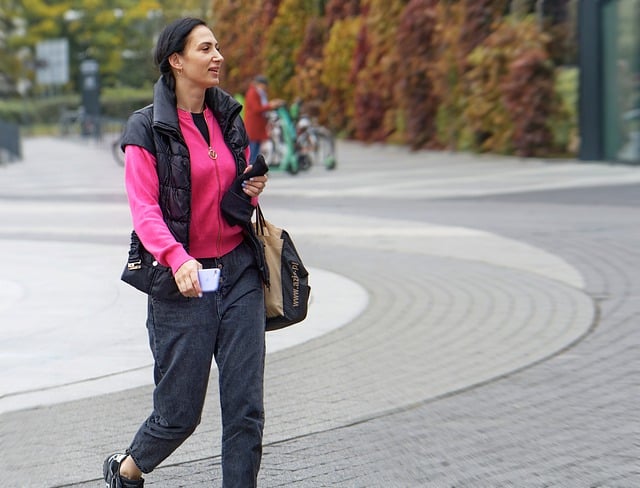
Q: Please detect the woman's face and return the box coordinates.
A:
[175,25,224,89]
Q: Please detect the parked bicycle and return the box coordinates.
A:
[111,123,126,166]
[112,138,125,166]
[295,112,337,171]
[59,106,105,139]
[261,101,337,174]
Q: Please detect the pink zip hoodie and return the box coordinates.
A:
[124,107,251,274]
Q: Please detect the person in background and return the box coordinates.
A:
[103,17,268,488]
[244,75,284,163]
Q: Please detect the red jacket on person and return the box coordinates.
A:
[244,83,271,142]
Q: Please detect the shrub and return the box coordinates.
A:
[288,16,328,111]
[352,0,406,142]
[320,17,362,135]
[325,0,361,25]
[101,87,153,120]
[549,66,579,155]
[423,0,506,150]
[395,0,439,150]
[502,47,555,156]
[0,95,79,126]
[461,0,509,55]
[213,0,272,95]
[464,15,555,156]
[263,0,315,100]
[431,2,466,149]
[0,87,151,127]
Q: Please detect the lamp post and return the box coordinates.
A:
[79,58,100,139]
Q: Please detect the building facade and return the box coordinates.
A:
[579,0,640,163]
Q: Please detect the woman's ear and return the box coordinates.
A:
[168,53,182,72]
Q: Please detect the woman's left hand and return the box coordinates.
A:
[242,171,267,197]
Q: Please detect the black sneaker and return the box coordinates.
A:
[103,453,144,488]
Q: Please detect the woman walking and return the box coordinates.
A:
[104,17,269,488]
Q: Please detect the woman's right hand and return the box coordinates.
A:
[175,259,203,298]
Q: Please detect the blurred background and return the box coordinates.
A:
[0,0,638,164]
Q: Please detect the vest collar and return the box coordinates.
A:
[152,76,243,138]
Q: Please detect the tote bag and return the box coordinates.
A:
[255,206,310,331]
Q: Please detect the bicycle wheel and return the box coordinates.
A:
[297,153,312,171]
[313,128,337,170]
[286,160,299,175]
[112,140,125,166]
[261,138,284,167]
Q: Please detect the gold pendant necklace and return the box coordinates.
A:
[202,108,217,160]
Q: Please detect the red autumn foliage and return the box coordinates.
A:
[210,0,575,156]
[296,16,326,63]
[461,0,509,56]
[396,0,439,149]
[502,48,555,156]
[352,0,406,143]
[353,80,388,141]
[349,19,369,86]
[262,0,282,25]
[325,0,361,26]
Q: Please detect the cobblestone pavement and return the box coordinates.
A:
[1,138,638,487]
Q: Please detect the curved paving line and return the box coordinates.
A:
[4,139,637,487]
[1,236,596,487]
[263,252,593,428]
[146,245,595,475]
[267,237,639,488]
[0,226,596,487]
[139,252,598,486]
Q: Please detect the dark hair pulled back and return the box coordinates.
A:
[154,17,207,90]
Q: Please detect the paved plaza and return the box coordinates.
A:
[1,136,638,487]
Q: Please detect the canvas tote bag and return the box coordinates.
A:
[255,206,310,331]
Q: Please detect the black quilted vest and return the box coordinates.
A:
[121,77,267,282]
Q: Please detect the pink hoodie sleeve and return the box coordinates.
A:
[124,145,192,274]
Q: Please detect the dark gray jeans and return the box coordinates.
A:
[128,241,266,487]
